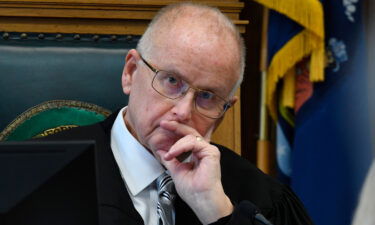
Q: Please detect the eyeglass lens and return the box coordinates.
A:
[152,71,227,118]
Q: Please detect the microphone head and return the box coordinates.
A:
[238,201,273,225]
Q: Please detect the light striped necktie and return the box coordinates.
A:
[156,172,176,225]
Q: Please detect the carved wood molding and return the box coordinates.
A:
[0,0,248,34]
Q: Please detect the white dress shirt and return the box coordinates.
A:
[110,107,166,225]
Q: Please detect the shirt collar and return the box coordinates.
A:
[110,107,165,196]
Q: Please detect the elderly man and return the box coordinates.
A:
[42,2,312,225]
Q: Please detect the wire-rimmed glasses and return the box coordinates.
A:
[140,55,231,119]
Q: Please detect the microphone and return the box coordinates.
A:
[244,201,274,225]
[254,213,273,225]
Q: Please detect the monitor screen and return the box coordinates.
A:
[0,140,99,225]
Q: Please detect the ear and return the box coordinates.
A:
[228,95,238,107]
[122,49,140,95]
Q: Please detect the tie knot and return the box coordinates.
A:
[156,172,176,203]
[156,172,176,225]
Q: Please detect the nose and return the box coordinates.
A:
[171,91,195,122]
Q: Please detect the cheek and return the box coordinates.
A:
[126,82,161,130]
[131,92,172,135]
[190,115,216,137]
[131,80,161,118]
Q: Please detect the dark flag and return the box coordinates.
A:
[252,0,374,224]
[291,1,373,225]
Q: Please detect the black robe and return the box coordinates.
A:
[37,112,313,225]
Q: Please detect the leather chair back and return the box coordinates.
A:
[0,32,139,140]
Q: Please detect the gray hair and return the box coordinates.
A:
[136,2,245,96]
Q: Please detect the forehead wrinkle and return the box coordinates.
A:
[155,26,237,69]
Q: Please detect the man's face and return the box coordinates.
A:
[122,28,239,159]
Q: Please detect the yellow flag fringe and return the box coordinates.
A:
[252,0,324,38]
[253,0,325,120]
[267,30,324,119]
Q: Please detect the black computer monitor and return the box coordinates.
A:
[0,140,99,225]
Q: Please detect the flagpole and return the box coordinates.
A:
[257,7,274,174]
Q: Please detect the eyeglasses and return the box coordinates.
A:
[140,55,231,119]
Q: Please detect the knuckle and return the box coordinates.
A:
[188,134,197,142]
[211,146,221,156]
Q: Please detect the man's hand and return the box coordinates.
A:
[156,120,233,225]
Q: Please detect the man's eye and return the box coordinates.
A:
[198,91,214,100]
[167,76,178,85]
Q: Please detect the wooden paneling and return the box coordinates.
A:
[0,0,248,34]
[212,89,241,155]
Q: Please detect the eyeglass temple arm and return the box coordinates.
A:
[140,55,158,73]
